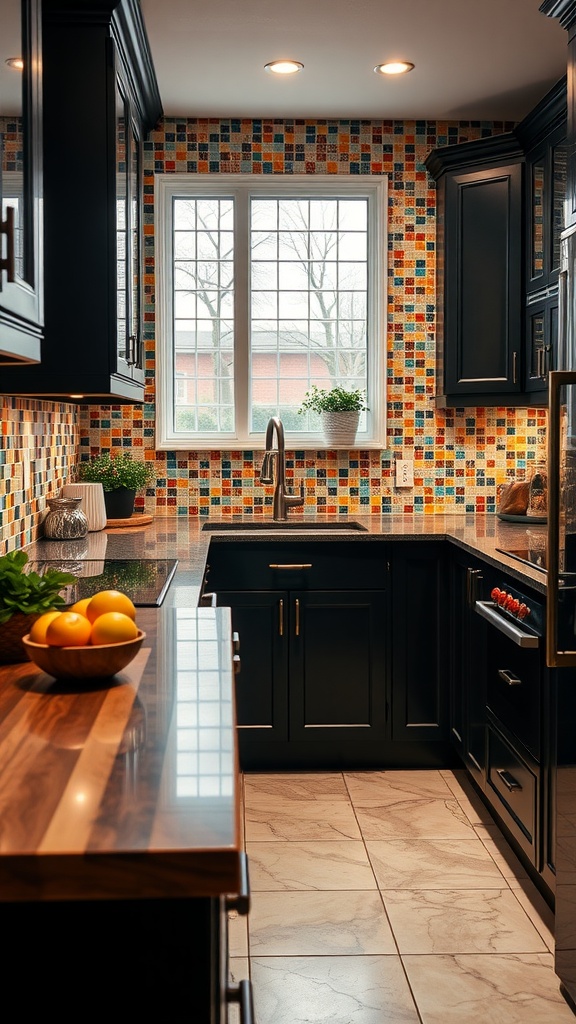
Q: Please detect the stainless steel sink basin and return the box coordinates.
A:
[201,520,368,532]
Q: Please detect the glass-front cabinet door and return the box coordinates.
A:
[114,65,144,385]
[0,0,42,362]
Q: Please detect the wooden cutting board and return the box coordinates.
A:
[105,514,153,529]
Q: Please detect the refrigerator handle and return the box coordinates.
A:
[547,370,576,667]
[558,259,568,372]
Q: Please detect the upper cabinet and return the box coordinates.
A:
[426,77,567,407]
[425,134,525,406]
[517,77,567,396]
[0,0,43,364]
[1,0,162,403]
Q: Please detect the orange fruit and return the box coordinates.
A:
[45,611,93,647]
[90,612,139,646]
[29,610,62,644]
[86,590,136,624]
[69,597,92,619]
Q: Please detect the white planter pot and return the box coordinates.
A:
[61,482,108,531]
[321,411,360,446]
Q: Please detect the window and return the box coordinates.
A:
[155,174,387,449]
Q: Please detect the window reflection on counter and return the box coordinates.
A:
[172,607,235,798]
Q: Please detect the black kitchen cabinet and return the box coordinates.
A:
[425,135,524,406]
[389,542,451,744]
[517,78,567,395]
[1,0,162,403]
[204,539,457,771]
[425,76,567,407]
[206,541,389,769]
[449,554,488,789]
[0,0,43,364]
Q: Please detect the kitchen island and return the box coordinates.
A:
[0,596,245,1019]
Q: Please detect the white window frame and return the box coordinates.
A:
[155,173,388,450]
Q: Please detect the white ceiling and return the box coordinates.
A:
[140,0,569,122]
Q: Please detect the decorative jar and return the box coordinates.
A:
[43,497,89,540]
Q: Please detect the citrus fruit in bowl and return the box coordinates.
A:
[21,629,146,680]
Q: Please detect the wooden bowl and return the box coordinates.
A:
[21,631,146,680]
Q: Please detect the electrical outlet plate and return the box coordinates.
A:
[396,460,414,487]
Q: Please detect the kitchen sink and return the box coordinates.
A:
[201,520,368,532]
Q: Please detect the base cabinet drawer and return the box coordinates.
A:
[486,724,538,863]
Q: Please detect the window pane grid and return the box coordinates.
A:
[172,196,235,434]
[250,196,369,432]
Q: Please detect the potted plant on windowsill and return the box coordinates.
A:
[298,385,368,446]
[77,452,154,520]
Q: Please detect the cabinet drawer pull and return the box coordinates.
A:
[279,598,284,637]
[232,632,240,652]
[498,668,522,686]
[233,653,241,675]
[268,563,312,570]
[226,979,255,1023]
[295,597,300,636]
[496,768,522,791]
[513,350,518,385]
[0,205,15,281]
[226,853,251,916]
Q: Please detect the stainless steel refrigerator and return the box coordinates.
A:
[548,222,576,1014]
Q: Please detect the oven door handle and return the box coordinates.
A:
[474,601,540,648]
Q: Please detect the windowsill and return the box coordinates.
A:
[155,438,388,452]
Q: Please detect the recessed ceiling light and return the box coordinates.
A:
[374,61,415,76]
[5,57,24,71]
[264,60,304,76]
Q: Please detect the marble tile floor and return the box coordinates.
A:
[227,768,575,1024]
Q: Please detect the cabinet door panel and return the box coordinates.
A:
[217,591,288,742]
[444,163,522,396]
[391,544,450,742]
[289,590,387,741]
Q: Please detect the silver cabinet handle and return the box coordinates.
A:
[497,768,521,791]
[226,979,255,1023]
[498,668,521,686]
[513,350,518,385]
[225,853,250,916]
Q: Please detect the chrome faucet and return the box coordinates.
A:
[259,416,304,520]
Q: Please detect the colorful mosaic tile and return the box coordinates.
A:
[0,115,549,548]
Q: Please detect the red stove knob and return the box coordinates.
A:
[508,598,520,614]
[497,591,509,607]
[517,603,530,620]
[491,587,501,602]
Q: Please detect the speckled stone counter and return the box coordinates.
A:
[27,512,550,599]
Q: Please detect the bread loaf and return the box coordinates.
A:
[498,480,530,516]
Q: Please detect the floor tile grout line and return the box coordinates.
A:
[240,769,556,1016]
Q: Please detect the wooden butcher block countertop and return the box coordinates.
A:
[0,602,242,902]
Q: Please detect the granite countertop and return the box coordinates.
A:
[26,511,549,599]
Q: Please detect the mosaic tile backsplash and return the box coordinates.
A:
[1,116,548,552]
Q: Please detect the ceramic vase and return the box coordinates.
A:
[61,482,108,531]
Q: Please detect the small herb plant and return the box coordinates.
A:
[77,452,154,492]
[0,551,77,625]
[298,385,369,415]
